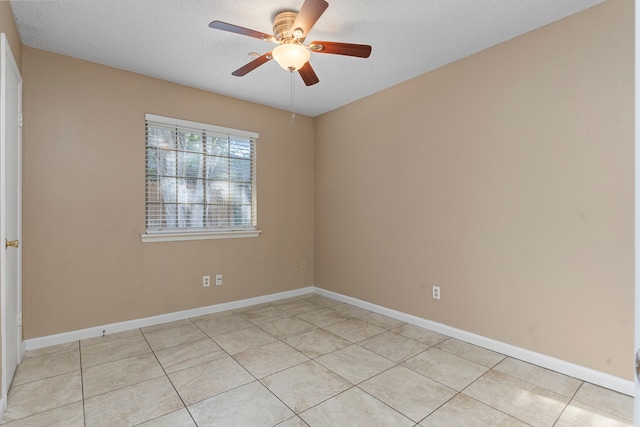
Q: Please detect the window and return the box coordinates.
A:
[142,114,259,242]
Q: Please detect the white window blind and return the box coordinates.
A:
[143,114,259,241]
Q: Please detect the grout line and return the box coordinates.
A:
[78,340,87,427]
[454,366,534,425]
[454,393,536,426]
[552,381,586,426]
[140,328,199,426]
[294,384,360,421]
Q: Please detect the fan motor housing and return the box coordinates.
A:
[273,11,300,42]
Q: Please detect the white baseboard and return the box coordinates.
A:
[24,286,313,351]
[313,286,634,397]
[0,396,6,421]
[22,284,633,397]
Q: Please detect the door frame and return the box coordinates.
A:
[635,1,639,423]
[0,32,23,407]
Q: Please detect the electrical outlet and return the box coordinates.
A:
[216,274,223,286]
[202,275,210,287]
[432,286,441,300]
[300,259,307,269]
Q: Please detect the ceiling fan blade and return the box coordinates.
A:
[292,0,328,40]
[310,41,372,58]
[232,53,273,77]
[298,62,319,86]
[209,21,275,42]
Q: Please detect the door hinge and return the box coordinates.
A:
[17,312,22,326]
[17,113,22,127]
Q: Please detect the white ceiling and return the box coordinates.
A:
[10,0,604,117]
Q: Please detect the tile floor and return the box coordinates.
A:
[0,293,633,426]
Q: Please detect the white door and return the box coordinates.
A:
[635,2,640,424]
[0,33,22,399]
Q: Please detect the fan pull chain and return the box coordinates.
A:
[290,70,296,127]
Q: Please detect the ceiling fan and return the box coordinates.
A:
[209,0,372,86]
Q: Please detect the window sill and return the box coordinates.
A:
[141,229,261,243]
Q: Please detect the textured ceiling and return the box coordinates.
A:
[10,0,604,117]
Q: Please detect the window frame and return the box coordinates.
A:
[141,114,260,243]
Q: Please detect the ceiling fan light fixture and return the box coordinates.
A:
[272,43,310,71]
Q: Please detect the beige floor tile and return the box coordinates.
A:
[261,360,352,413]
[357,312,406,330]
[11,349,80,386]
[238,306,290,324]
[572,382,633,421]
[273,299,321,316]
[137,408,196,427]
[143,322,208,351]
[140,319,193,334]
[392,324,449,346]
[234,340,309,378]
[299,387,414,427]
[360,365,456,422]
[84,376,183,427]
[284,328,352,358]
[3,371,82,422]
[190,310,235,321]
[1,401,84,427]
[324,318,385,343]
[555,400,633,427]
[316,344,394,384]
[259,317,316,340]
[193,313,253,337]
[232,302,272,314]
[154,338,226,374]
[420,394,529,427]
[330,303,371,317]
[213,326,277,354]
[493,357,582,398]
[80,329,142,348]
[296,293,315,299]
[82,353,164,398]
[463,370,570,427]
[269,297,303,306]
[23,341,78,359]
[188,381,294,426]
[360,331,428,362]
[168,355,254,405]
[436,338,505,368]
[297,308,351,327]
[81,334,151,368]
[404,347,488,391]
[299,294,341,307]
[276,416,310,426]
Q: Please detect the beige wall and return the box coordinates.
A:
[22,47,314,338]
[0,1,21,72]
[315,0,633,379]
